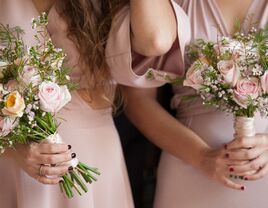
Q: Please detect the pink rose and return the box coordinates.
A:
[21,66,41,86]
[38,81,71,113]
[260,71,268,94]
[217,60,240,86]
[183,61,205,90]
[233,78,260,108]
[0,117,18,137]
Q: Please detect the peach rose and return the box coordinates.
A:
[2,91,25,117]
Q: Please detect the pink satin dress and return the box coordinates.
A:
[154,0,268,208]
[0,0,190,207]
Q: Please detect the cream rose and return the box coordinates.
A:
[38,81,71,113]
[233,78,260,108]
[21,66,41,86]
[2,91,25,117]
[183,61,205,90]
[217,60,240,86]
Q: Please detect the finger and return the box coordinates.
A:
[38,143,71,154]
[221,176,245,191]
[37,175,62,185]
[38,152,76,165]
[226,134,267,150]
[227,147,266,161]
[40,165,70,176]
[225,159,248,166]
[229,155,267,175]
[245,164,268,181]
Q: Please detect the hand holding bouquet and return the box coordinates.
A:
[0,13,100,198]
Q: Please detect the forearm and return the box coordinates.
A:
[130,0,177,56]
[123,86,210,168]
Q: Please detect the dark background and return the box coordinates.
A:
[114,84,174,208]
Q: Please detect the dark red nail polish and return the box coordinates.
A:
[229,167,234,172]
[68,145,72,150]
[225,153,229,158]
[68,166,73,171]
[71,153,76,158]
[241,186,245,191]
[244,177,248,180]
[59,180,64,183]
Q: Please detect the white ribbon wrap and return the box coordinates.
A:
[234,117,256,139]
[43,133,79,168]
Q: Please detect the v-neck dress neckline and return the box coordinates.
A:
[210,0,255,35]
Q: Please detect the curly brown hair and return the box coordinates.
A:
[55,0,128,105]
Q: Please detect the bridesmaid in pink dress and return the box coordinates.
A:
[0,0,190,207]
[154,0,268,208]
[123,0,268,208]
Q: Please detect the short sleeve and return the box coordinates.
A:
[106,0,191,88]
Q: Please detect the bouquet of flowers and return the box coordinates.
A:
[184,24,268,140]
[0,13,100,198]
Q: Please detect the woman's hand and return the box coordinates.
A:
[10,142,75,184]
[225,134,268,180]
[198,147,246,191]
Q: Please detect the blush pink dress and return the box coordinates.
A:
[154,0,268,208]
[0,0,190,207]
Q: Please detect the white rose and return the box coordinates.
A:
[38,81,71,113]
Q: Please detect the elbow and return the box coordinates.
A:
[134,33,176,57]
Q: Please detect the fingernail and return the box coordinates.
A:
[224,144,228,150]
[244,177,248,180]
[59,180,64,183]
[239,176,243,180]
[229,174,233,178]
[68,145,72,150]
[68,166,73,171]
[225,153,229,158]
[241,186,245,191]
[229,167,234,172]
[71,153,76,158]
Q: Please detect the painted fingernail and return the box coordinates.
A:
[71,153,76,158]
[225,153,229,158]
[244,177,248,180]
[59,180,64,183]
[68,166,73,171]
[224,144,228,150]
[68,145,72,150]
[241,186,245,191]
[229,174,233,178]
[229,167,234,172]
